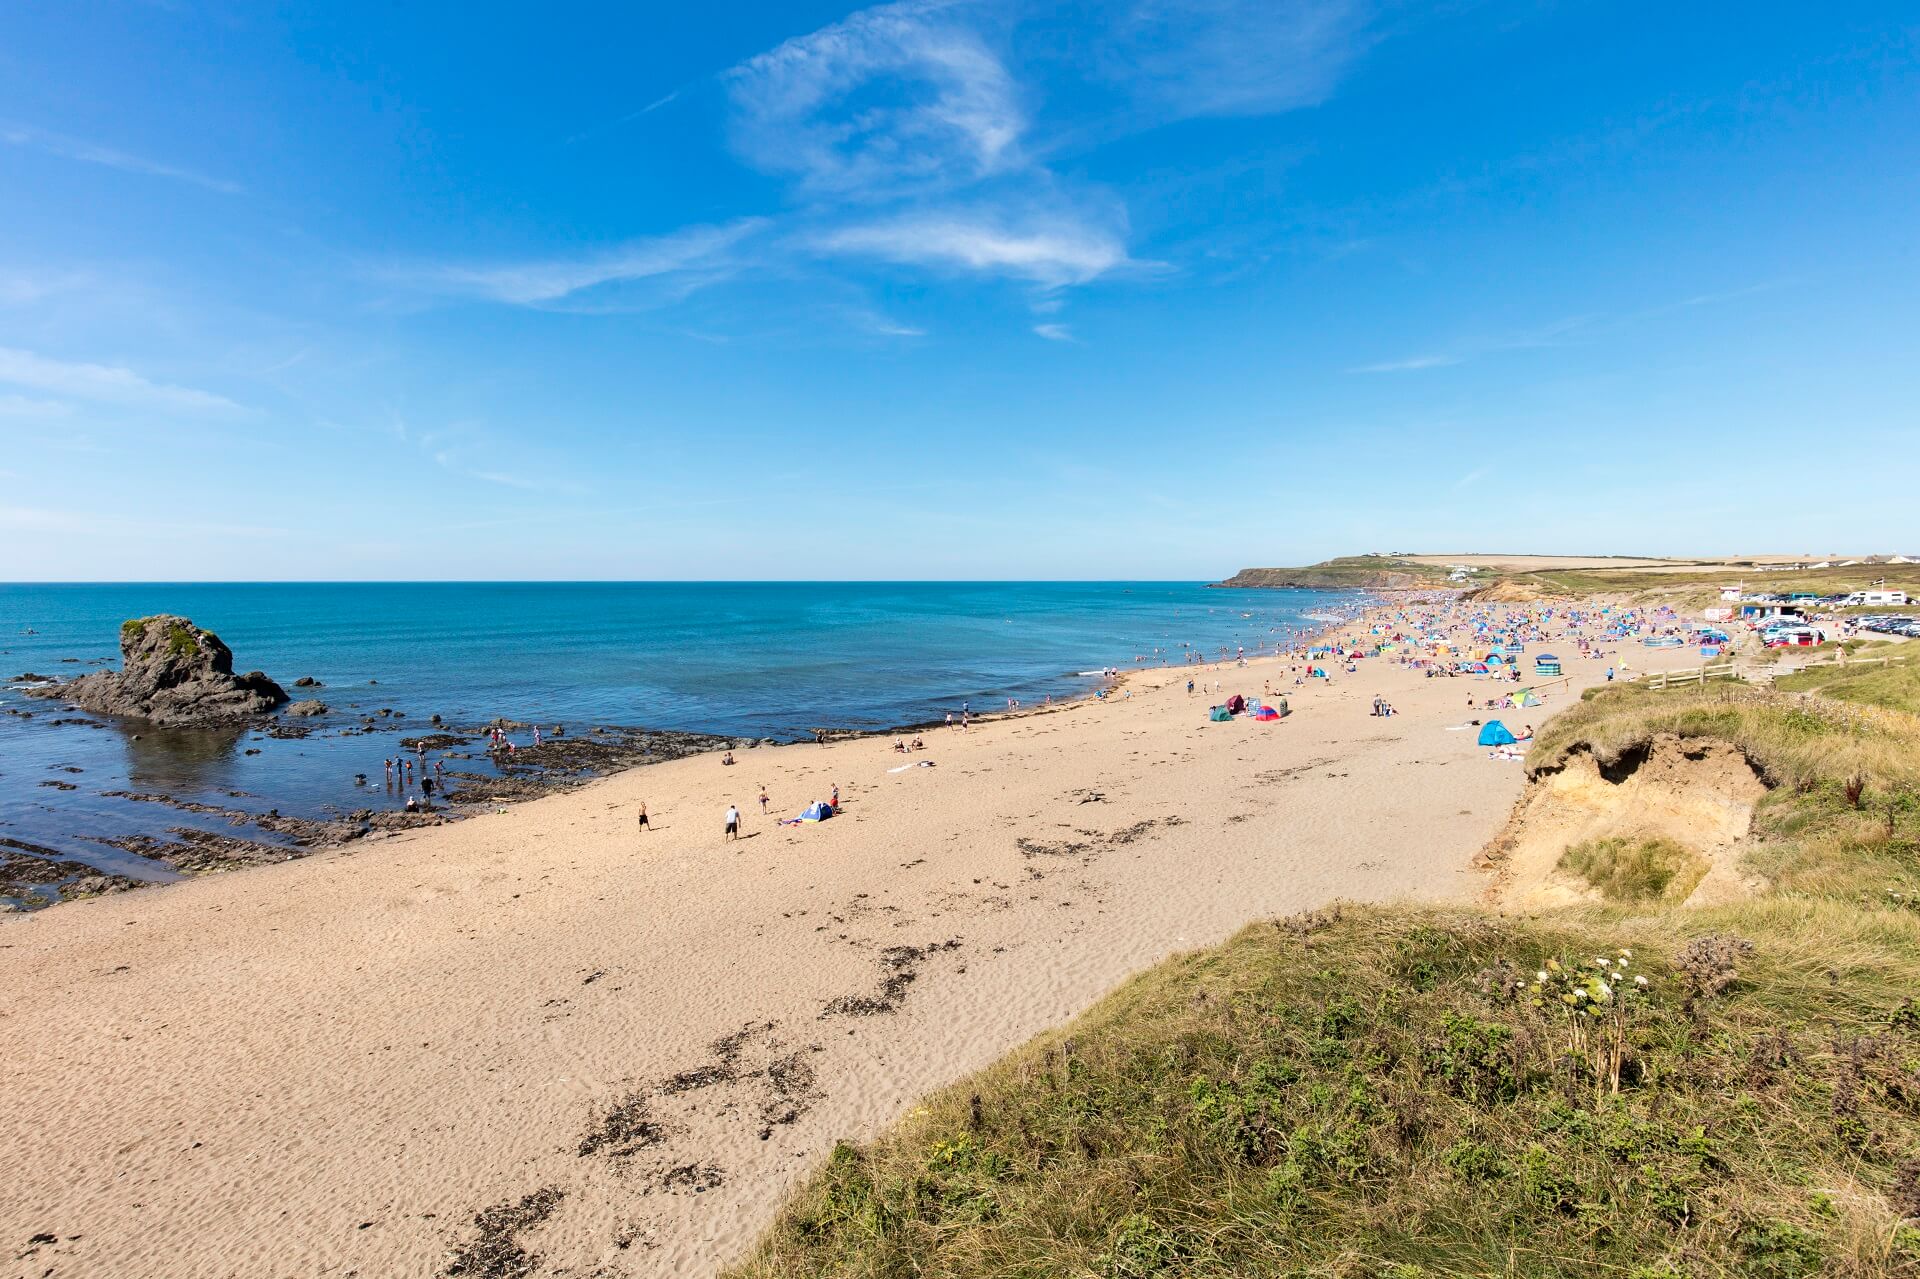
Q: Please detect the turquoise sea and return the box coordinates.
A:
[0,582,1358,897]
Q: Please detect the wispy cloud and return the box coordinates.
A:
[1,122,242,194]
[817,209,1131,288]
[0,269,92,306]
[1348,354,1461,373]
[425,434,590,496]
[0,393,77,418]
[1100,0,1372,119]
[1033,322,1074,341]
[724,0,1023,199]
[843,307,927,337]
[0,346,242,414]
[404,219,768,306]
[0,503,285,539]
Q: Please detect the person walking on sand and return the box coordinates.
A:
[725,803,740,841]
[637,802,649,833]
[759,787,769,815]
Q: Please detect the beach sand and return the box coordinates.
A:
[0,609,1694,1278]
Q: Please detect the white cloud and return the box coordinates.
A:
[1033,322,1074,341]
[0,347,242,414]
[1102,0,1371,118]
[0,393,76,418]
[1,122,242,194]
[725,0,1023,198]
[416,219,767,306]
[1348,354,1461,373]
[0,269,90,306]
[818,210,1130,287]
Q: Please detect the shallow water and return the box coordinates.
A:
[0,581,1357,884]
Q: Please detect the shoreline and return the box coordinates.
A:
[0,593,1681,1278]
[3,596,1385,910]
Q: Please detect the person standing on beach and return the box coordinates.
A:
[725,803,740,841]
[758,787,769,815]
[830,783,840,811]
[637,802,649,833]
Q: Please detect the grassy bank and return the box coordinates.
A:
[728,681,1920,1279]
[1218,557,1470,591]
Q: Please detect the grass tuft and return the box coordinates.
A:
[1562,834,1709,902]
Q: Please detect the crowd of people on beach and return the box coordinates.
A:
[359,592,1670,839]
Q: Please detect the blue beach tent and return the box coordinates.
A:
[1477,720,1518,747]
[800,801,833,822]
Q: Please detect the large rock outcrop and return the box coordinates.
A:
[30,615,288,725]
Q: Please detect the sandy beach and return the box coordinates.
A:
[0,605,1697,1278]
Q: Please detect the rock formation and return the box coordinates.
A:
[28,615,288,724]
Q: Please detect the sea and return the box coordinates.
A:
[1,581,1360,901]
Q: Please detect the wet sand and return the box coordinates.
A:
[0,607,1693,1278]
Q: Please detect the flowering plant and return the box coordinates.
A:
[1528,949,1651,1095]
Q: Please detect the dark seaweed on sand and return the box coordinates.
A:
[577,1093,666,1159]
[442,1186,563,1279]
[820,940,962,1017]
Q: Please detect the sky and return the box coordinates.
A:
[1,1,1916,581]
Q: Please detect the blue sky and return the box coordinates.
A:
[1,1,1916,580]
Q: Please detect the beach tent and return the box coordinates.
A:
[1253,704,1283,721]
[800,801,833,822]
[1209,706,1233,722]
[1512,688,1541,708]
[1226,693,1247,714]
[1534,654,1562,676]
[1477,720,1518,747]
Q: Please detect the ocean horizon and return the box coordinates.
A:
[2,580,1362,898]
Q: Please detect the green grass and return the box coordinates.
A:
[165,622,200,657]
[1775,661,1920,717]
[1221,557,1469,591]
[730,905,1920,1279]
[1562,835,1709,902]
[1528,680,1920,794]
[730,667,1920,1279]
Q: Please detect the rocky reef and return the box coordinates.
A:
[27,615,288,725]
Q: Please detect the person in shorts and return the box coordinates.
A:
[725,804,740,841]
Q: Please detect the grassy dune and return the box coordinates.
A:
[728,682,1920,1279]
